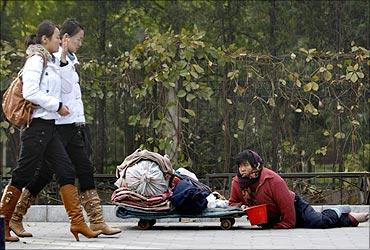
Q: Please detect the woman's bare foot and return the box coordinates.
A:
[349,212,370,223]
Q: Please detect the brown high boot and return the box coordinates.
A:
[59,184,102,241]
[80,189,121,235]
[0,185,22,242]
[9,189,35,237]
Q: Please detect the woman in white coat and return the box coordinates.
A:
[9,19,121,238]
[0,20,101,242]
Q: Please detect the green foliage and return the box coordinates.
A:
[343,144,370,172]
[1,0,368,175]
[113,26,229,167]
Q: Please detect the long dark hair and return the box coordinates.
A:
[25,20,56,48]
[59,18,84,38]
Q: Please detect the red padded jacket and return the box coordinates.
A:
[229,167,296,229]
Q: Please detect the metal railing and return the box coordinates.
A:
[205,172,370,205]
[1,171,369,205]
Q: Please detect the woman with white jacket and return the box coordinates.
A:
[0,20,101,242]
[9,19,121,238]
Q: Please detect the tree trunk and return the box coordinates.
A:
[166,87,180,160]
[222,71,231,173]
[269,0,280,171]
[165,0,182,160]
[335,1,345,173]
[335,1,342,52]
[0,0,9,40]
[94,0,107,173]
[221,1,238,173]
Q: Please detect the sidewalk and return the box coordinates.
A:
[4,205,370,249]
[5,221,369,249]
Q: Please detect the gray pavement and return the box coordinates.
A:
[4,205,370,249]
[4,220,370,249]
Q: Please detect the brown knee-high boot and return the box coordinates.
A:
[59,184,102,241]
[80,189,121,235]
[0,185,22,242]
[9,189,35,237]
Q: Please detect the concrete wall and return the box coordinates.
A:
[23,205,370,222]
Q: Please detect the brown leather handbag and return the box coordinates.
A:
[2,57,47,127]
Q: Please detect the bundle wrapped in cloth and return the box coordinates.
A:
[113,148,174,211]
[115,148,174,191]
[125,160,169,197]
[111,187,171,211]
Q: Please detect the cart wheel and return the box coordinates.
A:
[149,219,156,226]
[229,218,236,226]
[220,218,233,230]
[138,219,151,230]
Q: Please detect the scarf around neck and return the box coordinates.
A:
[237,168,262,190]
[26,44,53,64]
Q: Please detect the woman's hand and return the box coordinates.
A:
[60,34,69,63]
[58,104,70,116]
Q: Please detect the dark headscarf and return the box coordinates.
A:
[233,149,264,190]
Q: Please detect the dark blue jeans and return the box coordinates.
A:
[294,194,354,228]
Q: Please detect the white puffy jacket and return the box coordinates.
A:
[22,54,72,120]
[54,48,86,124]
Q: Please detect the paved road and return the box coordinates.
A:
[4,220,369,249]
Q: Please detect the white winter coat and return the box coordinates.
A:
[54,48,86,124]
[22,54,72,120]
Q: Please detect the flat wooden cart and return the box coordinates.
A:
[115,205,246,230]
